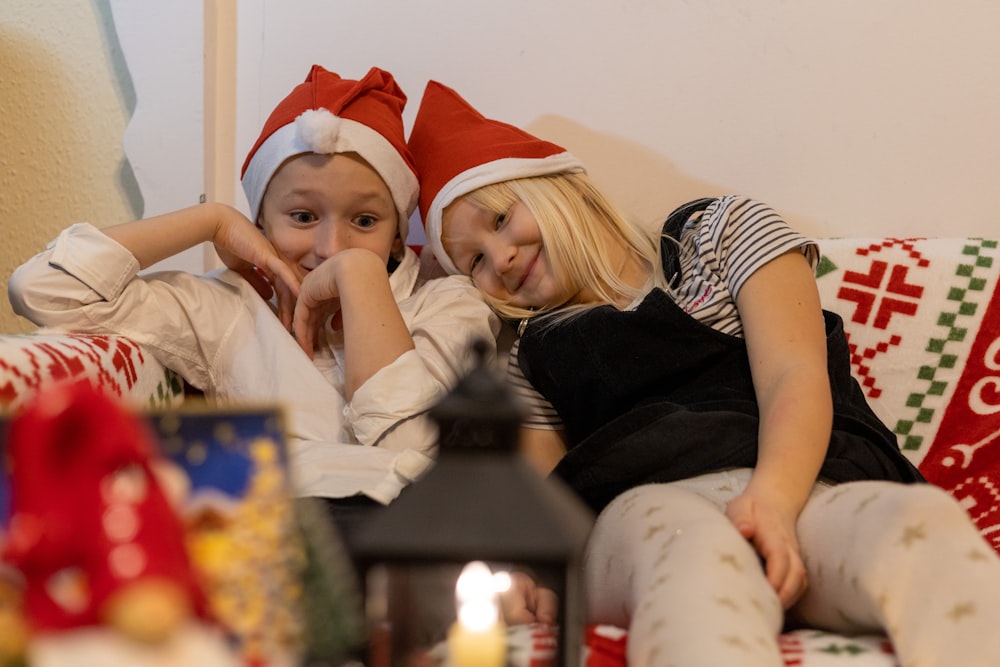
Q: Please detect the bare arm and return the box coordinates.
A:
[519,426,568,476]
[292,248,415,400]
[103,203,299,298]
[503,426,567,627]
[102,203,225,269]
[728,249,832,607]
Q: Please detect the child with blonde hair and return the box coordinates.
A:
[406,80,1000,666]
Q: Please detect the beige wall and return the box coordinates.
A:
[0,0,137,333]
[4,1,1000,335]
[240,0,1000,242]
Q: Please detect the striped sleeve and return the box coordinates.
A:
[506,339,564,430]
[699,195,817,300]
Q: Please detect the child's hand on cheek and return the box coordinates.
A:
[272,265,300,333]
[291,249,393,359]
[292,256,346,359]
[212,208,301,302]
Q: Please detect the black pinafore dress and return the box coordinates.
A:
[517,199,924,513]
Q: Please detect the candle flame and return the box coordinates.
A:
[456,561,500,631]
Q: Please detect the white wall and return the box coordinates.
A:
[3,2,992,331]
[110,0,206,273]
[234,0,1000,240]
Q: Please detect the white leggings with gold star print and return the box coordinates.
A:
[583,469,1000,667]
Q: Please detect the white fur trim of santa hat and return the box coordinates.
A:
[424,152,584,276]
[242,108,418,240]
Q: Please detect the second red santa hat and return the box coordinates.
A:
[408,81,585,275]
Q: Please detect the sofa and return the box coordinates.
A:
[0,331,185,413]
[578,235,1000,667]
[1,235,999,666]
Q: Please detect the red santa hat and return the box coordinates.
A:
[2,381,207,632]
[241,65,419,240]
[408,80,585,275]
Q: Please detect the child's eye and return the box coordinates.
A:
[291,211,317,225]
[495,211,508,229]
[469,254,484,273]
[354,214,377,229]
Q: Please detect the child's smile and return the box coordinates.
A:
[260,152,401,278]
[442,199,572,310]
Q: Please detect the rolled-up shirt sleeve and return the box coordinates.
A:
[9,223,141,313]
[346,274,500,451]
[8,222,244,391]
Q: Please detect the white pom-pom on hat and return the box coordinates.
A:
[240,65,418,239]
[295,108,342,154]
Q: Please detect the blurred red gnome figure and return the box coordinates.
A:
[2,381,209,643]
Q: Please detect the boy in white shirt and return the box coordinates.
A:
[8,65,499,518]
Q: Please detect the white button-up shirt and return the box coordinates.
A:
[9,223,500,503]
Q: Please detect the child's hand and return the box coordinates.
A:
[725,493,807,609]
[291,248,399,359]
[292,248,413,398]
[211,209,300,303]
[498,572,559,626]
[291,255,346,359]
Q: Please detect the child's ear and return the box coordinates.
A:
[391,233,405,258]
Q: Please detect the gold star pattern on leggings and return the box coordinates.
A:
[966,547,990,562]
[719,552,744,572]
[947,602,975,622]
[899,522,927,548]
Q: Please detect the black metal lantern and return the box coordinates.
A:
[353,340,594,667]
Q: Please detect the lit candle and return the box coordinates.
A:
[447,561,506,667]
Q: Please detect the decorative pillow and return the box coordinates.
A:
[0,333,184,413]
[815,238,1000,553]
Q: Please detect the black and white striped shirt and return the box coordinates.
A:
[510,195,818,430]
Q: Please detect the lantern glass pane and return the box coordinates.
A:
[364,560,566,667]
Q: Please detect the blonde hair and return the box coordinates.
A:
[457,172,668,323]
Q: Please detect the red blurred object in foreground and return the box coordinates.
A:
[1,380,207,638]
